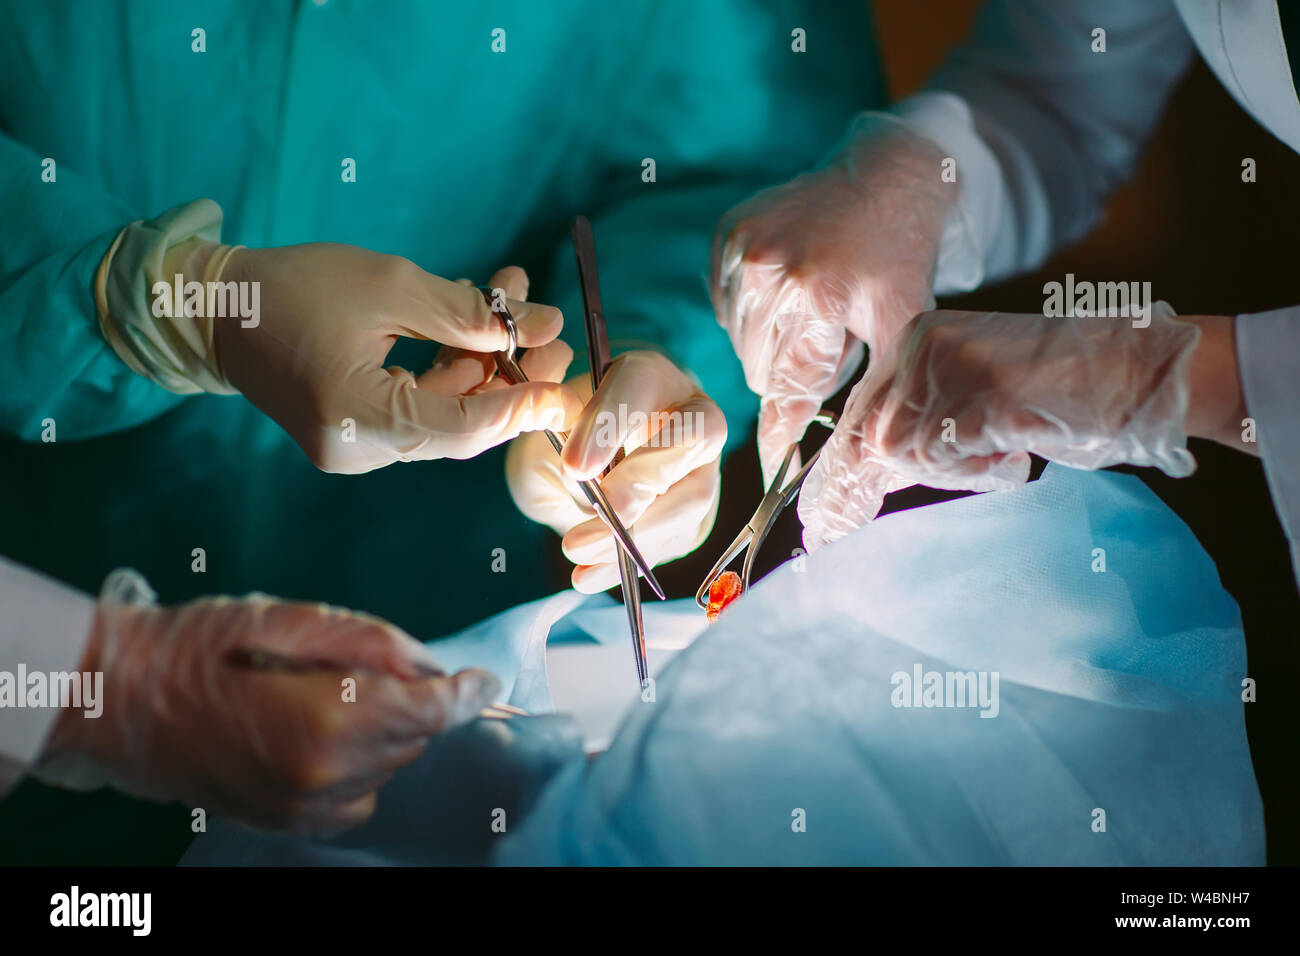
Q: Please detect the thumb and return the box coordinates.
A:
[446,668,502,726]
[380,667,502,737]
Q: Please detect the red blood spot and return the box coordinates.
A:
[705,570,743,621]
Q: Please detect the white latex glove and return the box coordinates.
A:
[506,352,727,593]
[711,113,975,486]
[797,306,1201,551]
[34,569,498,835]
[162,241,583,473]
[498,269,726,591]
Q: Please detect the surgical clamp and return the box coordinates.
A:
[695,410,837,609]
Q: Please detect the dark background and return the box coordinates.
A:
[649,2,1300,863]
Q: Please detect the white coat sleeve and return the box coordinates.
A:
[0,559,96,793]
[1236,307,1300,592]
[889,0,1196,288]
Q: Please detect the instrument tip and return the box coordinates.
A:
[644,569,667,600]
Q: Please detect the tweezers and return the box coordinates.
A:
[479,285,666,601]
[695,410,837,609]
[572,214,650,689]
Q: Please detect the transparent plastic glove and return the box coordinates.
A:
[34,570,499,835]
[711,113,976,486]
[798,306,1201,551]
[507,349,727,595]
[170,241,583,473]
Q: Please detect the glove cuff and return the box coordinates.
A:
[95,198,243,396]
[883,93,999,294]
[29,569,170,796]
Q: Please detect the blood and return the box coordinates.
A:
[705,570,743,621]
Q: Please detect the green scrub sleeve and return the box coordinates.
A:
[0,131,187,441]
[545,182,763,459]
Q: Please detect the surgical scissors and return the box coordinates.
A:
[695,410,837,609]
[478,285,666,604]
[571,215,650,690]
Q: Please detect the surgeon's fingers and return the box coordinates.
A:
[504,429,594,534]
[871,381,1031,493]
[458,265,534,367]
[564,463,719,582]
[248,671,471,769]
[561,351,697,480]
[242,603,446,681]
[340,668,501,741]
[405,273,563,352]
[418,347,496,396]
[754,318,854,487]
[360,368,583,461]
[419,339,571,399]
[796,443,894,552]
[421,270,566,396]
[518,339,574,384]
[472,339,575,394]
[571,395,725,528]
[486,265,529,303]
[757,394,816,491]
[400,668,501,734]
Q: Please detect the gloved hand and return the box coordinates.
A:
[139,239,583,473]
[797,306,1201,551]
[496,276,727,593]
[711,113,975,486]
[34,569,499,835]
[509,352,727,593]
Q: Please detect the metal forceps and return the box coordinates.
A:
[572,214,652,690]
[477,285,666,603]
[695,410,837,609]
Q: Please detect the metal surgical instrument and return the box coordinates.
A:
[695,410,837,609]
[571,214,650,690]
[478,285,666,602]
